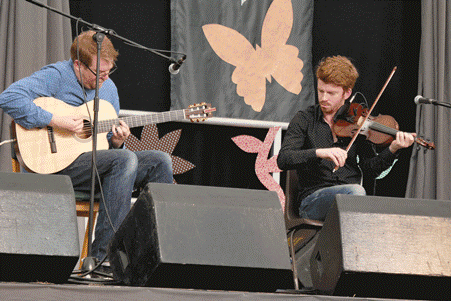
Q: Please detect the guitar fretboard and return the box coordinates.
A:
[97,109,187,133]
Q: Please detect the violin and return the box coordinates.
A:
[332,67,434,172]
[332,102,435,150]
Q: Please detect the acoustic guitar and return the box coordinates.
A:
[12,97,215,174]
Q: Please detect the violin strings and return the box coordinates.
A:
[367,120,398,136]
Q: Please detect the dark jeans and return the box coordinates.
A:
[57,149,173,260]
[299,184,366,221]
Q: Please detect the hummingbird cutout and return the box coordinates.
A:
[232,126,286,211]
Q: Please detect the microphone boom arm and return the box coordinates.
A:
[415,95,451,108]
[25,0,184,62]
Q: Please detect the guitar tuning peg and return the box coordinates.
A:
[190,118,206,123]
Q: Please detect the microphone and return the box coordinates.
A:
[333,93,357,122]
[333,99,351,123]
[168,55,187,75]
[414,95,451,108]
[414,95,437,105]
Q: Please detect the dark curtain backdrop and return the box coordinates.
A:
[67,0,421,196]
[69,1,172,113]
[312,0,421,197]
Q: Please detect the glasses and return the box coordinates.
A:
[82,61,117,77]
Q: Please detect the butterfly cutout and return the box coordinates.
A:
[203,0,303,112]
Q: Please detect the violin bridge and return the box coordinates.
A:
[360,119,371,136]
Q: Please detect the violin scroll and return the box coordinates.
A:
[415,137,435,150]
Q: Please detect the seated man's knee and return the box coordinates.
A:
[349,184,366,195]
[138,150,173,184]
[159,151,173,170]
[116,149,139,173]
[158,151,173,180]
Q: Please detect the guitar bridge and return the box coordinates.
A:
[47,126,57,153]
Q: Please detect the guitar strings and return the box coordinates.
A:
[75,109,190,137]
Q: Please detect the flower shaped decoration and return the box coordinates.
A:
[125,124,195,183]
[232,126,285,211]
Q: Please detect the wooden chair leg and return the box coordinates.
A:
[79,211,98,269]
[12,158,21,173]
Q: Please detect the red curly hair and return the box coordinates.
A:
[316,56,359,92]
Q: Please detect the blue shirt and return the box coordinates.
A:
[0,59,120,130]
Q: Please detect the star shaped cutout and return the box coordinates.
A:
[125,124,195,183]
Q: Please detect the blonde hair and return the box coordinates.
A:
[70,30,119,66]
[316,56,358,91]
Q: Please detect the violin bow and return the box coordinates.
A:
[333,66,397,172]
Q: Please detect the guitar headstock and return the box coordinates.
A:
[185,103,216,122]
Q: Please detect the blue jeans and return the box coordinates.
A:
[57,149,173,260]
[299,184,366,221]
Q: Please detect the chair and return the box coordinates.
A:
[11,155,99,267]
[72,191,100,265]
[284,169,323,290]
[283,155,398,289]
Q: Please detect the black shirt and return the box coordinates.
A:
[277,104,398,208]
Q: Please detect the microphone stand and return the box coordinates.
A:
[25,0,184,273]
[82,31,105,272]
[434,102,451,108]
[25,0,180,63]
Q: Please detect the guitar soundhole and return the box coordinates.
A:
[76,119,93,140]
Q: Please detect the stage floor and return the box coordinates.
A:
[0,282,412,301]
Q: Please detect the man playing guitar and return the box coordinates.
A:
[0,30,174,265]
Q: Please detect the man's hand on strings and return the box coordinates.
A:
[111,120,130,148]
[389,131,416,153]
[49,115,84,133]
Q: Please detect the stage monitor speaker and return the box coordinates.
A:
[108,183,293,292]
[310,194,451,300]
[0,172,79,284]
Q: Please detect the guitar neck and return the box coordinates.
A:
[97,109,187,133]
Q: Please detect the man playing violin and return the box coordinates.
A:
[277,55,415,221]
